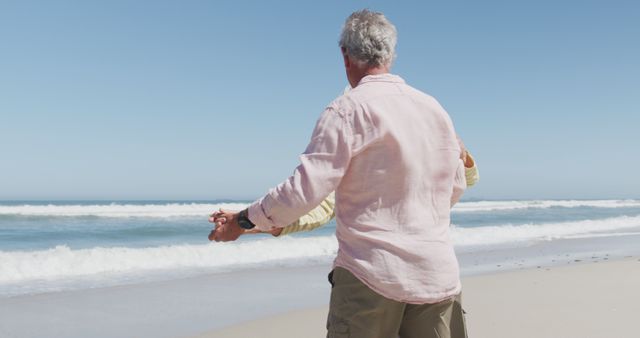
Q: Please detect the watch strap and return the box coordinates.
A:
[238,208,257,229]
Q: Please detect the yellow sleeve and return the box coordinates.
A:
[277,192,336,236]
[465,153,479,187]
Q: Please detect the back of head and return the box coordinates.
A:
[339,9,397,68]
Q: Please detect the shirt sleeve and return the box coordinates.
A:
[247,108,352,231]
[450,159,466,207]
[464,153,479,187]
[277,192,336,236]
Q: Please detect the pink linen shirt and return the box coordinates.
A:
[248,73,466,304]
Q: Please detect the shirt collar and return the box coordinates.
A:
[357,73,405,86]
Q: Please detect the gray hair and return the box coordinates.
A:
[339,9,397,67]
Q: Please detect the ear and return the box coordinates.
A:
[341,48,351,69]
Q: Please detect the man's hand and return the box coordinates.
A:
[456,135,474,168]
[208,209,244,242]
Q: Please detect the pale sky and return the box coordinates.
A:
[1,0,638,200]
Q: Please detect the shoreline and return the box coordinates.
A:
[1,235,639,338]
[189,257,640,338]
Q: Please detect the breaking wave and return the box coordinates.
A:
[0,236,337,284]
[0,202,249,218]
[1,199,639,218]
[2,215,639,285]
[451,215,640,246]
[451,200,640,213]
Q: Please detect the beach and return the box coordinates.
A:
[1,254,638,338]
[192,258,640,338]
[1,200,640,338]
[4,1,639,337]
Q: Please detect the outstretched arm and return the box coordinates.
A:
[209,107,352,242]
[211,134,479,241]
[241,192,336,237]
[246,151,477,238]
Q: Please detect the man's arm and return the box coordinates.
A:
[209,107,352,242]
[279,151,477,236]
[249,151,476,238]
[246,109,350,231]
[242,192,336,237]
[450,159,466,207]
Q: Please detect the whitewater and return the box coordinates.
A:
[1,199,640,218]
[1,199,639,297]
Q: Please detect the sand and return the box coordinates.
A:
[190,258,640,338]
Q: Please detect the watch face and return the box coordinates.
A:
[238,218,255,230]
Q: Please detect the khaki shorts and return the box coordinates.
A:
[327,267,468,338]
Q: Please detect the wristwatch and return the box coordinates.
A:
[237,209,256,229]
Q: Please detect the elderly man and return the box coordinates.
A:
[211,9,469,338]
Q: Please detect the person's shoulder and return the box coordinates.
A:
[399,83,447,113]
[400,82,437,101]
[326,91,360,119]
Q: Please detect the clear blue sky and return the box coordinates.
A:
[1,1,638,200]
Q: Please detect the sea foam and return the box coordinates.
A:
[0,236,337,284]
[451,215,640,246]
[1,200,639,218]
[2,215,639,285]
[0,202,249,218]
[451,199,640,212]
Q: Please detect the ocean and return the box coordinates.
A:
[2,199,640,298]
